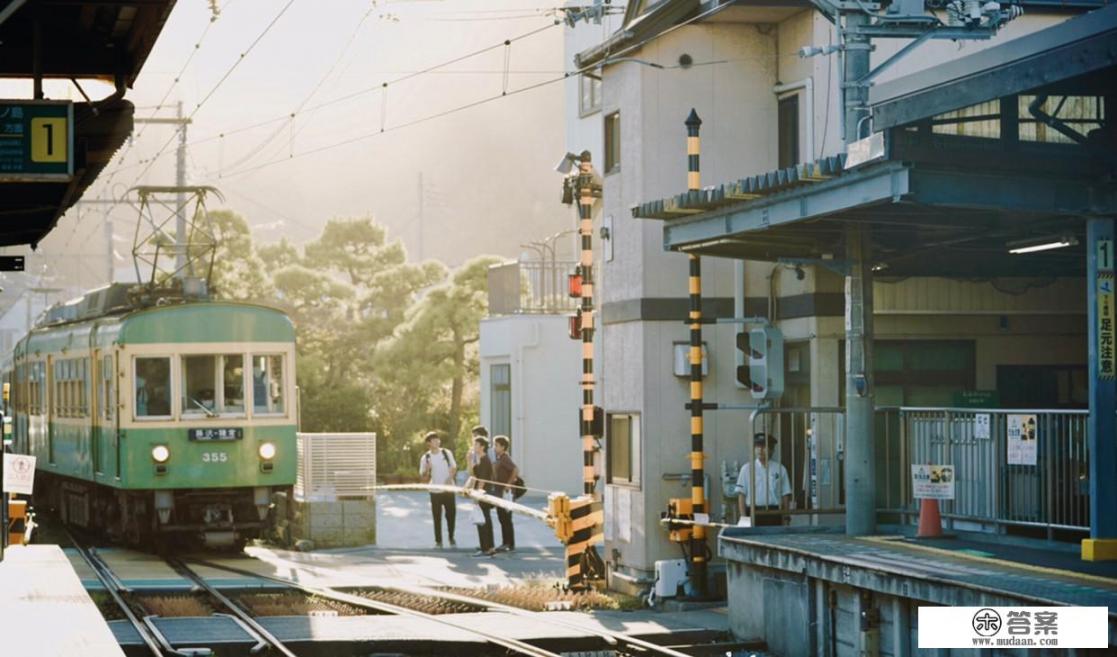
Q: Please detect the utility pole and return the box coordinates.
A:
[417,172,424,262]
[802,0,1022,536]
[176,101,188,275]
[134,106,192,280]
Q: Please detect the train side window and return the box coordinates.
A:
[135,357,171,418]
[252,355,285,415]
[182,355,217,416]
[221,355,245,414]
[102,355,114,420]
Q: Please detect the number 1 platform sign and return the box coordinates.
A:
[0,101,74,181]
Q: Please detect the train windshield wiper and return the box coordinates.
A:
[189,397,218,418]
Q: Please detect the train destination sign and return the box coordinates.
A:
[189,428,244,441]
[0,100,74,181]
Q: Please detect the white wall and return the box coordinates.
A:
[479,314,582,495]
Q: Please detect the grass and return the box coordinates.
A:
[88,591,127,621]
[236,592,367,617]
[138,594,214,617]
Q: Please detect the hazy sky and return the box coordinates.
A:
[23,0,575,293]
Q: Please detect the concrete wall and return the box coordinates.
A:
[479,314,582,495]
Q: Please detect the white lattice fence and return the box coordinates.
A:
[295,432,377,501]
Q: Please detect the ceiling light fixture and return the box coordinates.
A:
[1007,235,1078,255]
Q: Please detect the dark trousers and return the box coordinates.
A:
[496,505,515,548]
[476,502,495,552]
[430,492,456,543]
[746,504,784,527]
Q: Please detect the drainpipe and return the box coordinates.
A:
[773,77,815,162]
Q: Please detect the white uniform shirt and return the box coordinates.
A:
[736,459,792,507]
[420,448,457,486]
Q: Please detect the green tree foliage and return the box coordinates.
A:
[207,210,498,476]
[383,255,502,455]
[202,210,274,302]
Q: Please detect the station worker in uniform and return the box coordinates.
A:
[419,431,458,548]
[737,432,792,526]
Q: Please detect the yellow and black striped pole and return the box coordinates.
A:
[686,108,708,598]
[567,150,604,590]
[577,151,597,499]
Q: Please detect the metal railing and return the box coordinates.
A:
[487,259,579,316]
[732,407,847,525]
[878,407,1090,537]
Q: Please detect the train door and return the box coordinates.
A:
[112,351,120,479]
[46,355,54,465]
[92,349,102,476]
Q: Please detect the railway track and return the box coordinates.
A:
[192,556,698,657]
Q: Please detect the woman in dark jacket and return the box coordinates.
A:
[466,435,496,556]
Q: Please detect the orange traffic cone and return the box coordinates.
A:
[917,498,942,538]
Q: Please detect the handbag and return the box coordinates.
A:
[511,476,526,500]
[470,504,486,526]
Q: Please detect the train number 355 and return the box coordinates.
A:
[202,452,229,463]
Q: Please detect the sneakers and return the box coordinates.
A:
[471,549,493,557]
[494,544,514,553]
[434,542,443,549]
[450,540,457,548]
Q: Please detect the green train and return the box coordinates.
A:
[9,284,297,549]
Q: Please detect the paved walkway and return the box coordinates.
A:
[375,490,562,551]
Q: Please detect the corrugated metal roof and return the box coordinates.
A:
[632,154,847,220]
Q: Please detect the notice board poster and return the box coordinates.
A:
[1007,414,1038,466]
[912,464,954,500]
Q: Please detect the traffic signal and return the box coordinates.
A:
[735,327,784,400]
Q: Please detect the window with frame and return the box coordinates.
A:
[490,363,511,440]
[606,413,640,486]
[604,111,620,174]
[579,73,602,116]
[778,94,800,168]
[252,354,285,415]
[135,357,172,418]
[181,354,246,416]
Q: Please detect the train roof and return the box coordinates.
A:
[17,284,294,354]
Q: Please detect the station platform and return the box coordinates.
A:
[0,545,125,657]
[720,528,1117,655]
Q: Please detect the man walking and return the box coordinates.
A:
[737,432,792,526]
[492,435,518,552]
[419,431,457,548]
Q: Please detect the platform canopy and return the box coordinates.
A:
[0,0,177,247]
[638,3,1117,278]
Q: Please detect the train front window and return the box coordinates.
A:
[252,355,285,415]
[135,357,171,418]
[221,355,245,414]
[182,355,217,416]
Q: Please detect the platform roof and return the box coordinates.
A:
[0,0,176,247]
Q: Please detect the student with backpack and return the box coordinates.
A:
[492,435,518,552]
[419,431,457,548]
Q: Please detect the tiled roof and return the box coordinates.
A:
[632,154,848,220]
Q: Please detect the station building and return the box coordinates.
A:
[550,0,1102,594]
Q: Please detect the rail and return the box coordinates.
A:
[70,539,168,657]
[167,558,297,657]
[189,558,568,657]
[193,555,696,657]
[878,407,1090,537]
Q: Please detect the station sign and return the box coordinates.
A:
[2,453,36,495]
[0,100,74,182]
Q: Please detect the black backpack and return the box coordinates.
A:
[511,476,526,500]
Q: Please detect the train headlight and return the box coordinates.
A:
[151,445,171,463]
[258,442,277,460]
